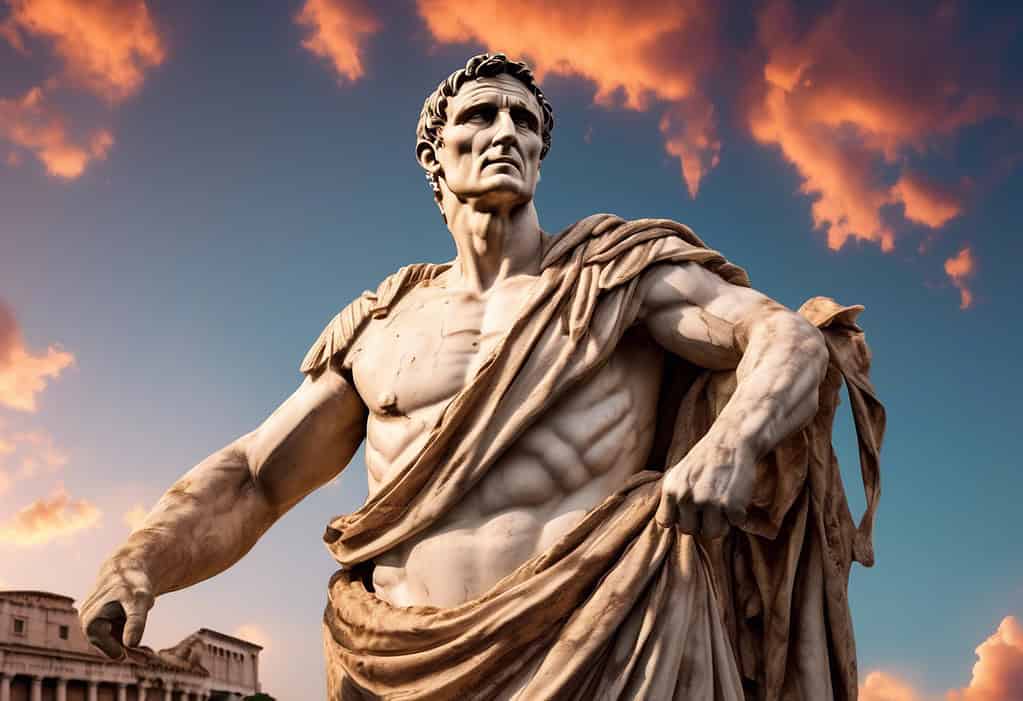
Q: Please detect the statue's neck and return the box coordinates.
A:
[445,200,543,292]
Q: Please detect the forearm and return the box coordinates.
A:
[717,308,828,458]
[107,441,276,597]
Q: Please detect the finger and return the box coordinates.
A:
[701,505,729,539]
[122,596,153,648]
[123,610,148,648]
[656,487,678,528]
[724,503,748,529]
[673,478,698,533]
[676,499,700,535]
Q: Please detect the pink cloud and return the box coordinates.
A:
[1,0,165,102]
[0,482,102,546]
[861,671,925,701]
[0,429,69,485]
[0,299,75,412]
[749,0,1013,253]
[415,0,722,197]
[947,617,1023,701]
[944,246,976,310]
[295,0,381,83]
[860,617,1023,701]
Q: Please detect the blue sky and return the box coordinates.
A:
[1,1,1021,698]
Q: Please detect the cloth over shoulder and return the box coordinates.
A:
[303,214,885,701]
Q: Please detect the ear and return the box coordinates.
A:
[416,140,442,177]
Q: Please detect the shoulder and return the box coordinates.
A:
[300,262,449,376]
[543,213,751,289]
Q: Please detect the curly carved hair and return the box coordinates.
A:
[415,53,555,208]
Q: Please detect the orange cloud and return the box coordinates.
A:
[0,299,75,411]
[415,0,721,197]
[1,0,165,102]
[1,1,165,178]
[892,173,963,229]
[859,617,1023,701]
[750,0,1011,252]
[944,246,976,310]
[296,0,381,83]
[0,86,114,178]
[860,671,925,701]
[947,616,1023,701]
[0,482,102,546]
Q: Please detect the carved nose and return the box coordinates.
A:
[493,112,516,145]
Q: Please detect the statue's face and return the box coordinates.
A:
[427,74,544,208]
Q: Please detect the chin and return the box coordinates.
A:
[483,175,536,196]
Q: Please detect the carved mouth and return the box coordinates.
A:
[484,156,520,170]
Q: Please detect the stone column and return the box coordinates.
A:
[56,677,68,701]
[162,682,172,701]
[30,676,42,701]
[0,674,10,701]
[87,679,99,701]
[117,682,128,701]
[139,679,152,701]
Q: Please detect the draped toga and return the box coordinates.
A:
[301,214,886,701]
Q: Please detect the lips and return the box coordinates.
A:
[484,156,520,170]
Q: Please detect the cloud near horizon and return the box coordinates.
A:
[295,0,381,83]
[0,0,165,178]
[859,616,1023,701]
[0,482,102,546]
[0,299,75,412]
[947,616,1023,700]
[0,426,68,495]
[861,670,926,701]
[415,0,722,198]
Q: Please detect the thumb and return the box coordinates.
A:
[122,597,152,648]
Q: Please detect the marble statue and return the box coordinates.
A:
[81,54,886,700]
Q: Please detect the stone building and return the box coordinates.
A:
[0,591,263,701]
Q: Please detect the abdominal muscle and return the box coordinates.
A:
[367,335,664,608]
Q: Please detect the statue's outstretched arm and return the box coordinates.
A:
[639,261,829,538]
[79,366,367,660]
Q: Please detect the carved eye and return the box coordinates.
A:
[512,109,537,131]
[464,105,496,125]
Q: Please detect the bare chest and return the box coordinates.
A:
[350,279,534,418]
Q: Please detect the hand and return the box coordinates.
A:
[656,431,755,538]
[79,557,155,659]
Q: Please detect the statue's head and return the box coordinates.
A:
[416,53,555,220]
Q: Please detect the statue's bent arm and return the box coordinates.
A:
[638,261,829,536]
[79,365,367,659]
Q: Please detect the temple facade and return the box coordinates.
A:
[0,591,263,701]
